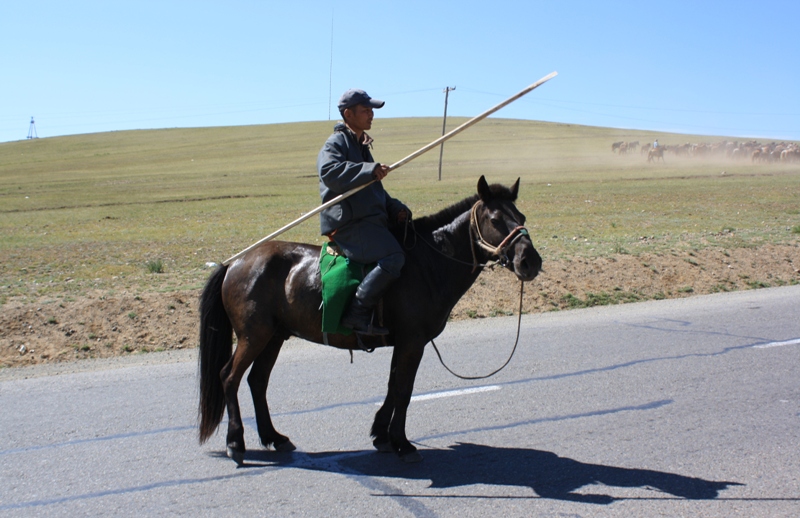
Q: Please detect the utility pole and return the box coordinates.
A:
[27,117,38,139]
[437,86,455,181]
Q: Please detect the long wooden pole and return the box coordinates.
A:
[222,71,557,265]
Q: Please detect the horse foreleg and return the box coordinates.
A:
[385,344,426,462]
[248,336,296,452]
[371,354,398,452]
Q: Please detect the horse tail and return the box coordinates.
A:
[198,263,232,444]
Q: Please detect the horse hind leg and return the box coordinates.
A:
[220,332,270,465]
[248,335,296,452]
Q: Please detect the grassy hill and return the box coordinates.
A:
[1,117,798,303]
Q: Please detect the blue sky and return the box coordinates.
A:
[2,0,798,143]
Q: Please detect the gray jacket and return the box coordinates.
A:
[317,123,409,236]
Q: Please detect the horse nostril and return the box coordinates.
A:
[513,244,542,280]
[515,256,538,280]
[525,252,543,276]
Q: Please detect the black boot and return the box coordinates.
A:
[341,266,396,336]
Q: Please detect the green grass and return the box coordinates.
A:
[1,118,798,303]
[561,290,644,309]
[146,259,164,274]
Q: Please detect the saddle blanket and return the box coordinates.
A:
[319,244,371,335]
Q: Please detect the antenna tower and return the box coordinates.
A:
[27,117,39,139]
[328,10,334,120]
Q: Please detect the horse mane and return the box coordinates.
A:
[411,182,518,234]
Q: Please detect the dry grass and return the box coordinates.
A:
[2,118,798,303]
[1,119,799,367]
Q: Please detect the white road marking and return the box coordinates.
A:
[376,385,501,405]
[753,338,800,349]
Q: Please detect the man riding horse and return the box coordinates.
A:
[199,77,551,464]
[317,89,411,336]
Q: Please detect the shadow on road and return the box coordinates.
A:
[243,442,743,504]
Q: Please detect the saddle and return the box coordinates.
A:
[319,243,368,335]
[319,244,389,356]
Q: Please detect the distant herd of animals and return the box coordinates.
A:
[611,140,800,164]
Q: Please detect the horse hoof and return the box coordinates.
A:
[400,451,424,463]
[274,439,296,453]
[373,441,393,453]
[226,446,245,466]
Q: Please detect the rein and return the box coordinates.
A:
[404,199,530,271]
[430,279,525,380]
[411,200,531,380]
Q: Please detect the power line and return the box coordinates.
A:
[5,101,328,131]
[457,87,800,118]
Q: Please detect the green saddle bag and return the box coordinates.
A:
[319,244,372,335]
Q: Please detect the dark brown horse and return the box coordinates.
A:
[198,176,542,463]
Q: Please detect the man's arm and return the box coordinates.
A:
[318,135,378,193]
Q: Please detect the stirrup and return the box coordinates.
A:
[354,334,375,353]
[341,306,389,336]
[347,316,389,336]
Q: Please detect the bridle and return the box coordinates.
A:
[427,199,532,381]
[469,200,530,273]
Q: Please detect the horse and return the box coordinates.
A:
[647,147,665,163]
[197,176,542,464]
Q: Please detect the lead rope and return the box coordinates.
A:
[429,279,525,380]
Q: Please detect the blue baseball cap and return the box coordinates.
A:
[338,89,385,112]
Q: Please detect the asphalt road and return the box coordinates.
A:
[1,285,799,517]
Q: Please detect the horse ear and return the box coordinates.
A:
[477,175,491,201]
[511,177,520,200]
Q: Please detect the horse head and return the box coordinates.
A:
[472,175,542,281]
